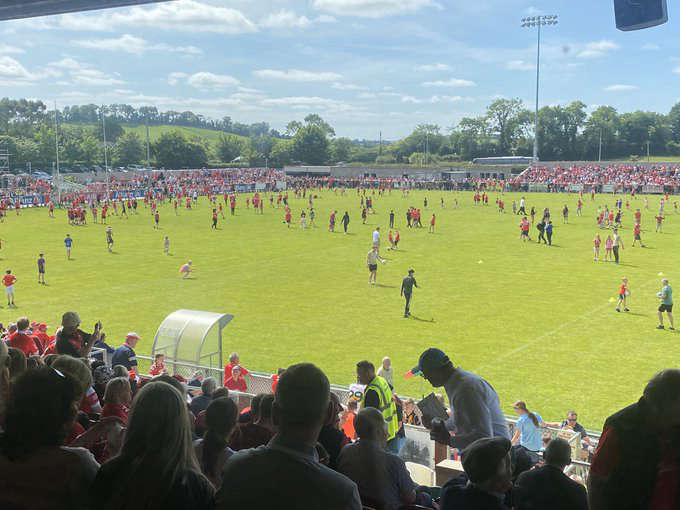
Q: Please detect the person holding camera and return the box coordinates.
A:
[54,311,102,358]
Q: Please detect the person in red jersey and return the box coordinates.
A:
[154,210,160,229]
[101,377,132,425]
[3,269,16,307]
[8,317,38,357]
[616,278,630,313]
[223,352,249,385]
[149,353,167,376]
[632,223,644,248]
[284,207,292,228]
[224,365,248,393]
[429,213,436,233]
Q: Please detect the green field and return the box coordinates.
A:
[2,191,676,430]
[121,124,248,144]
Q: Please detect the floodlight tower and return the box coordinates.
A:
[521,14,558,162]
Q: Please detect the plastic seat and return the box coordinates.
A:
[405,461,435,486]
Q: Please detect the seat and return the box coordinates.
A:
[397,505,432,510]
[405,461,435,486]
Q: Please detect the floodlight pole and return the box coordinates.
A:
[521,15,558,163]
[101,105,109,199]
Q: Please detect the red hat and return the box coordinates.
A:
[30,321,39,328]
[39,323,47,330]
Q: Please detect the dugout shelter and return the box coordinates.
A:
[152,309,233,379]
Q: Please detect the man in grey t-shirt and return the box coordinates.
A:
[412,348,509,450]
[657,278,674,330]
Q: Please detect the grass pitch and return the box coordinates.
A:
[2,190,677,429]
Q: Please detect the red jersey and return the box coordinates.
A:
[8,332,39,357]
[619,283,627,296]
[101,403,129,424]
[149,362,165,376]
[224,376,247,393]
[2,274,16,287]
[634,224,641,235]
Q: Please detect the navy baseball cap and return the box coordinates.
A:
[411,348,450,376]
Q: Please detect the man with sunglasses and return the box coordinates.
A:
[546,411,591,446]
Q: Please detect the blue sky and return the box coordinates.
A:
[1,0,679,139]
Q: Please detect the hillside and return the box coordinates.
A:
[122,124,249,144]
[62,123,249,145]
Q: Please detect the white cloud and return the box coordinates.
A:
[187,72,240,90]
[0,56,37,84]
[316,15,337,23]
[48,0,258,34]
[331,82,368,90]
[401,94,465,104]
[604,84,638,92]
[260,10,311,29]
[261,96,354,112]
[506,60,535,71]
[641,43,660,51]
[312,0,439,18]
[46,57,124,87]
[422,78,476,88]
[578,40,619,58]
[72,69,125,86]
[524,6,542,15]
[0,44,24,54]
[73,34,202,56]
[48,57,86,71]
[168,72,188,85]
[254,69,342,82]
[672,66,680,74]
[358,92,377,99]
[415,63,451,71]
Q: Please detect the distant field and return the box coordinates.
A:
[122,124,248,144]
[2,191,676,430]
[62,122,247,145]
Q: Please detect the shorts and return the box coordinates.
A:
[659,304,673,313]
[372,242,380,248]
[368,264,378,272]
[5,285,13,294]
[619,294,626,300]
[38,268,45,274]
[635,234,641,240]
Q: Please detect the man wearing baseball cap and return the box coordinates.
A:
[111,332,140,376]
[412,348,509,450]
[440,437,513,510]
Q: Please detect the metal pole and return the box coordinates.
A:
[533,22,541,162]
[598,128,602,162]
[54,101,61,205]
[102,106,109,199]
[145,116,151,167]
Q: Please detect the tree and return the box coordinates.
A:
[79,135,100,166]
[97,117,124,144]
[114,131,144,167]
[268,140,294,167]
[152,131,207,169]
[285,120,303,137]
[486,98,529,154]
[330,137,352,163]
[216,134,242,163]
[304,114,335,137]
[669,102,680,142]
[292,125,329,165]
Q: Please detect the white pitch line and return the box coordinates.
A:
[474,276,661,372]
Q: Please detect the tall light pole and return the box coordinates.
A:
[101,105,109,199]
[521,14,558,162]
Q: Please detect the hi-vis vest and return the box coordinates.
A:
[360,375,399,441]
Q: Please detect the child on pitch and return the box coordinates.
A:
[429,213,436,233]
[394,230,400,249]
[179,260,193,279]
[593,234,601,261]
[605,235,613,261]
[616,277,630,313]
[632,222,644,247]
[519,216,531,242]
[164,236,170,255]
[655,214,664,232]
[388,230,395,250]
[3,269,16,307]
[106,226,114,253]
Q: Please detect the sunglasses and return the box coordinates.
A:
[567,418,577,422]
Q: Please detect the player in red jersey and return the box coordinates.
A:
[284,207,292,228]
[154,210,160,229]
[429,213,436,233]
[616,278,630,313]
[3,270,16,307]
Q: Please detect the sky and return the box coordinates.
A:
[1,0,679,139]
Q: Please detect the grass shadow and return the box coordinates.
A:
[375,283,396,288]
[409,314,436,323]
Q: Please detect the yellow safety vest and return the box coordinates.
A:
[360,375,399,442]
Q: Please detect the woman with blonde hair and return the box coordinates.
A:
[91,380,214,509]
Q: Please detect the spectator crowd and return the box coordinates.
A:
[0,311,678,510]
